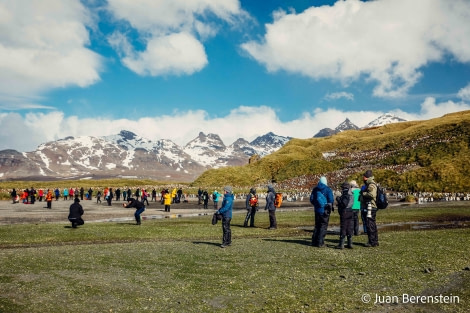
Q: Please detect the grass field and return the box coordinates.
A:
[1,205,469,312]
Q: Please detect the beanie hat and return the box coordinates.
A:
[364,170,373,178]
[350,180,359,188]
[320,176,328,185]
[341,182,350,190]
[224,186,232,193]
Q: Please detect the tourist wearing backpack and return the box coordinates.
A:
[359,170,379,247]
[265,184,277,229]
[336,182,354,249]
[310,176,334,248]
[244,188,258,227]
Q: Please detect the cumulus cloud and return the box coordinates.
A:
[324,92,354,101]
[0,0,102,108]
[241,0,470,98]
[1,99,468,152]
[458,83,470,101]
[106,0,246,76]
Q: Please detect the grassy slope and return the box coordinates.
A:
[192,110,470,191]
[1,205,469,312]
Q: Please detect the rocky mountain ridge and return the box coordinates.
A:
[0,131,291,182]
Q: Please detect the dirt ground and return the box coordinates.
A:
[0,197,312,225]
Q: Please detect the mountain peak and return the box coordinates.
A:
[365,113,407,128]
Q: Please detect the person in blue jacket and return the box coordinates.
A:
[216,186,234,248]
[310,176,334,247]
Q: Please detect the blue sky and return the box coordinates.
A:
[1,0,470,152]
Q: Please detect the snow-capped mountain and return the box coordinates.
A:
[314,115,406,137]
[0,131,291,181]
[314,118,360,137]
[364,113,407,128]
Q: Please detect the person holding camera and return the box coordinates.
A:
[215,186,234,248]
[123,197,146,225]
[310,176,334,248]
[360,170,379,247]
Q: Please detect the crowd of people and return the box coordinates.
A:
[6,169,470,248]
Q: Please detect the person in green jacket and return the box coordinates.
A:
[350,180,362,235]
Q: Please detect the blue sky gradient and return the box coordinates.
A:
[0,0,469,151]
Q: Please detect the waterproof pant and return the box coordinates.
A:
[360,209,368,233]
[222,217,232,245]
[244,207,257,227]
[134,207,146,225]
[69,217,84,228]
[312,211,330,246]
[339,209,353,237]
[352,210,360,235]
[366,209,379,246]
[268,210,277,229]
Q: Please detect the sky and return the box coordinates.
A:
[1,0,470,152]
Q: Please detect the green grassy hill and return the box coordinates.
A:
[192,110,470,192]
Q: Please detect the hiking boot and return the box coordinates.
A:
[346,236,353,249]
[336,236,345,249]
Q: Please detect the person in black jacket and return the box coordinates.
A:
[123,198,146,225]
[68,198,84,228]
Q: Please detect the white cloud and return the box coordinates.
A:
[1,99,469,152]
[106,0,245,76]
[324,92,354,101]
[458,83,470,101]
[241,0,470,98]
[0,0,102,107]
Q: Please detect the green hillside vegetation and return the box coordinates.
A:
[192,110,470,192]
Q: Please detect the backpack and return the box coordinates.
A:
[249,194,258,207]
[310,189,327,209]
[274,193,283,208]
[337,192,351,211]
[374,184,388,210]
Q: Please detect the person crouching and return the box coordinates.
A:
[124,198,146,225]
[68,198,84,228]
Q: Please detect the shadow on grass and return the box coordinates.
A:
[192,241,221,247]
[263,238,312,246]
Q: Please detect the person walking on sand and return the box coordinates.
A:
[215,186,234,248]
[45,189,53,209]
[163,189,171,212]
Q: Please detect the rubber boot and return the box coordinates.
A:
[336,236,345,249]
[243,212,250,227]
[346,236,353,249]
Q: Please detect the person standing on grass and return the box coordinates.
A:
[350,180,361,235]
[123,197,146,225]
[360,170,379,247]
[265,184,277,229]
[310,176,334,248]
[63,188,69,200]
[244,188,258,227]
[54,188,60,201]
[68,198,84,228]
[216,186,234,248]
[336,182,354,249]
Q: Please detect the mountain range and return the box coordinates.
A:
[313,113,407,137]
[0,113,406,182]
[0,131,291,182]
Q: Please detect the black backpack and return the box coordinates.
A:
[375,184,388,210]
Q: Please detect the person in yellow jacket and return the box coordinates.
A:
[171,188,177,204]
[163,189,172,212]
